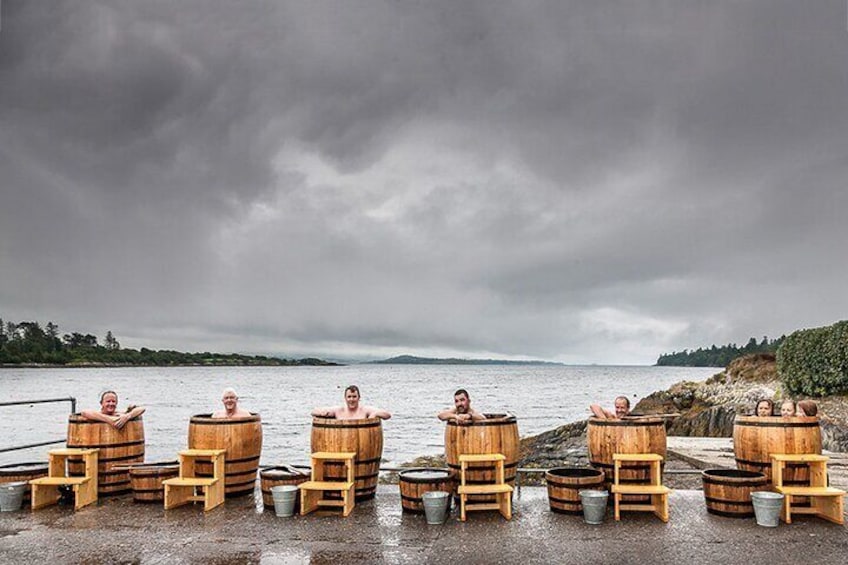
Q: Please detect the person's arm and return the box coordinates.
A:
[437,408,457,421]
[589,404,614,419]
[311,406,336,418]
[80,409,119,427]
[113,406,146,430]
[469,409,486,422]
[368,407,391,420]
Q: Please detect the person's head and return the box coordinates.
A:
[756,399,774,417]
[344,385,360,409]
[614,396,630,418]
[100,390,118,415]
[453,389,471,414]
[221,388,239,412]
[797,399,818,417]
[780,399,796,417]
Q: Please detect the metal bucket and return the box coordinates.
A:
[578,489,609,525]
[271,485,299,518]
[0,482,27,512]
[422,491,451,524]
[751,491,784,527]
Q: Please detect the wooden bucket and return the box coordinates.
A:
[701,468,768,518]
[128,462,179,503]
[444,413,520,503]
[545,467,605,514]
[398,468,456,513]
[587,416,667,504]
[260,466,309,508]
[732,416,821,487]
[0,462,49,506]
[311,416,383,501]
[188,413,263,497]
[67,414,145,496]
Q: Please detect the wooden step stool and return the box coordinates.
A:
[163,449,226,512]
[299,452,356,517]
[771,454,845,525]
[30,448,99,511]
[612,453,670,522]
[457,453,513,521]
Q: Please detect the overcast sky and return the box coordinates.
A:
[1,1,847,364]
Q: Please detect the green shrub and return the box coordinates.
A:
[777,320,848,396]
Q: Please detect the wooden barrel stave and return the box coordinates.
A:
[128,462,179,503]
[260,466,309,508]
[587,417,667,504]
[311,417,383,501]
[398,468,455,513]
[0,462,49,506]
[701,468,768,518]
[732,416,821,484]
[188,413,263,497]
[545,467,605,514]
[444,414,520,504]
[67,415,145,496]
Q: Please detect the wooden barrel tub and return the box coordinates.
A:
[587,416,667,503]
[128,462,179,503]
[311,416,383,501]
[701,468,769,518]
[0,462,49,506]
[188,413,263,497]
[444,413,520,503]
[260,466,309,508]
[545,467,605,514]
[398,468,456,513]
[67,414,145,496]
[732,415,821,487]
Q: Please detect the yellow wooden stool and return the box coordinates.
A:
[771,453,845,524]
[299,452,356,517]
[611,453,670,522]
[163,449,226,511]
[457,453,512,521]
[30,448,99,511]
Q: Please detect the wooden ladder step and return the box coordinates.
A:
[459,454,505,463]
[163,478,218,487]
[300,481,354,491]
[30,477,89,486]
[613,453,664,462]
[457,484,513,495]
[777,486,846,497]
[612,485,670,495]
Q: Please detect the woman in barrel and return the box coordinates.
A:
[311,385,391,420]
[755,398,774,417]
[796,399,818,417]
[780,399,797,418]
[81,390,146,430]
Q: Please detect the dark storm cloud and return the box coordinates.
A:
[1,1,847,363]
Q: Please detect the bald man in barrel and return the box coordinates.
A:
[212,388,252,419]
[590,396,630,420]
[81,390,146,430]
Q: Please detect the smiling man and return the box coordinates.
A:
[437,389,486,425]
[589,396,631,420]
[311,385,391,420]
[80,390,146,430]
[212,388,252,419]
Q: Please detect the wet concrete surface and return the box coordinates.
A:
[1,486,847,564]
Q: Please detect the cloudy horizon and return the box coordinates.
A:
[2,1,847,364]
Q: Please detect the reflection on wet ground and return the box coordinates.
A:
[1,486,847,564]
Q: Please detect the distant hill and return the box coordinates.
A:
[656,336,784,367]
[366,355,562,366]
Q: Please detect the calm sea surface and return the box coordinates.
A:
[0,365,718,467]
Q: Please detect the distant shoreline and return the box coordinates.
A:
[364,354,563,366]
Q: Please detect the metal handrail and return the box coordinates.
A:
[0,397,76,454]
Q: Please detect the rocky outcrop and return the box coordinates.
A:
[518,353,848,459]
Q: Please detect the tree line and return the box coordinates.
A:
[655,336,785,367]
[0,317,336,366]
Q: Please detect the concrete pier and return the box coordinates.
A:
[1,484,846,564]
